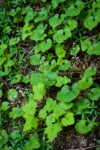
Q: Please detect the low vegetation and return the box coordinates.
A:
[0,0,100,149]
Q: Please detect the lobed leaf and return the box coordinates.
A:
[33,83,46,100]
[44,123,62,142]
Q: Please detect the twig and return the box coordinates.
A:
[83,145,100,150]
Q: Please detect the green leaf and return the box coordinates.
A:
[30,23,47,41]
[4,59,14,68]
[58,59,70,71]
[66,0,85,16]
[59,102,73,110]
[75,120,94,134]
[78,67,96,90]
[61,112,74,126]
[52,102,73,119]
[53,28,71,44]
[87,42,100,55]
[34,7,48,23]
[10,130,20,140]
[83,67,96,78]
[0,68,9,77]
[76,99,91,110]
[0,130,8,148]
[3,145,9,150]
[57,84,79,102]
[24,11,36,23]
[51,0,66,8]
[84,15,99,30]
[22,75,30,83]
[78,77,93,90]
[11,74,22,84]
[0,102,9,111]
[30,71,56,87]
[49,14,65,28]
[8,7,18,16]
[21,23,33,40]
[0,44,7,56]
[23,116,38,131]
[30,54,41,66]
[11,7,23,23]
[9,107,23,120]
[81,40,92,52]
[44,98,56,112]
[55,76,71,87]
[7,89,18,101]
[9,38,20,45]
[55,44,66,59]
[0,57,6,66]
[0,90,2,98]
[92,0,100,8]
[40,60,57,73]
[33,83,46,100]
[44,99,73,118]
[53,105,65,119]
[70,45,80,55]
[22,100,37,119]
[38,109,47,119]
[67,19,78,30]
[3,26,11,34]
[87,88,100,100]
[43,71,57,86]
[42,0,46,2]
[22,6,33,14]
[45,123,62,142]
[51,0,61,8]
[81,40,100,55]
[22,100,37,131]
[46,114,55,125]
[66,6,78,16]
[24,135,40,150]
[73,99,91,114]
[34,39,52,53]
[30,73,44,86]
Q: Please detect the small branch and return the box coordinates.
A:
[83,145,100,150]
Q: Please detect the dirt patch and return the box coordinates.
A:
[52,127,100,150]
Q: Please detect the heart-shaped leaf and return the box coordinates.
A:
[75,120,94,134]
[49,14,65,28]
[34,7,48,23]
[84,15,99,30]
[30,24,47,41]
[55,76,70,87]
[66,0,84,16]
[53,28,71,44]
[34,39,52,53]
[78,77,93,90]
[57,84,79,102]
[61,112,74,126]
[87,88,100,100]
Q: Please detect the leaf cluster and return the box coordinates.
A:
[0,0,100,149]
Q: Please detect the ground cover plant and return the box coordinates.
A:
[0,0,100,149]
